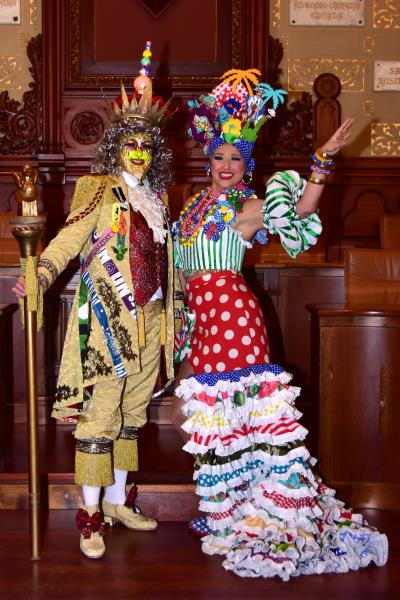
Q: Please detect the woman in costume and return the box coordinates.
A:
[171,69,388,580]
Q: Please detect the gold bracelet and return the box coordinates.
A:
[308,175,326,185]
[316,147,334,160]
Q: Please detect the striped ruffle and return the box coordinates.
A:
[263,170,322,259]
[176,364,303,456]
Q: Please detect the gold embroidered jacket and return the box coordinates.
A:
[37,174,183,421]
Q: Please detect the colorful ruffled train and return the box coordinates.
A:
[175,363,388,580]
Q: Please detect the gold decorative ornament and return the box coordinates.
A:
[0,56,22,90]
[288,59,365,92]
[363,100,374,117]
[13,164,39,216]
[363,36,375,53]
[371,122,400,156]
[373,0,400,28]
[29,0,39,25]
[271,0,281,29]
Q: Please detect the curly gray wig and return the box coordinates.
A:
[91,118,173,194]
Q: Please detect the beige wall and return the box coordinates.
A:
[0,0,41,104]
[0,2,399,157]
[270,1,400,156]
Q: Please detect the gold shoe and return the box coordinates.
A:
[102,500,157,531]
[76,505,105,559]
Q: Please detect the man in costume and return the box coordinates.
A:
[13,42,183,559]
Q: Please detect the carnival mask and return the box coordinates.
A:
[119,132,153,180]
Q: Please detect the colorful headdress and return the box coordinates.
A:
[188,69,287,172]
[105,41,171,126]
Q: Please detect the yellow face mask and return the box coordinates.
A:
[119,132,153,180]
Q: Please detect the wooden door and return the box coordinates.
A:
[310,306,400,510]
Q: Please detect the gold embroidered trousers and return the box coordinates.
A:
[74,301,162,487]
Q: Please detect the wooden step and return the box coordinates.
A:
[0,474,198,519]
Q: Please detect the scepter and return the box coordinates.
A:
[10,165,46,561]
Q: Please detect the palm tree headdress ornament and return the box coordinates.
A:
[187,66,288,165]
[220,68,262,95]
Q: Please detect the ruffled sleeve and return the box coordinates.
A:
[262,170,322,259]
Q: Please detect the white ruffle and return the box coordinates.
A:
[176,369,294,404]
[195,445,312,478]
[222,526,388,580]
[180,371,304,456]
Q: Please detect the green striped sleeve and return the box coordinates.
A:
[263,170,322,259]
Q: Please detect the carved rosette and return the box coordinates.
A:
[71,111,104,145]
[0,33,43,155]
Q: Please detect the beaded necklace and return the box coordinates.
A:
[175,183,252,247]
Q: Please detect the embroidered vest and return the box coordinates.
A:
[129,206,167,306]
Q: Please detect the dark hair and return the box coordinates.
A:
[91,118,173,193]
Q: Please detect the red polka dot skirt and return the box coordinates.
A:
[186,271,270,374]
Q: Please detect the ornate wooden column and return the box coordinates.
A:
[39,0,65,240]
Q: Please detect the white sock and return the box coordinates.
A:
[82,485,101,508]
[103,469,128,505]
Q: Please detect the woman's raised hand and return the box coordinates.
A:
[320,117,354,157]
[12,276,26,298]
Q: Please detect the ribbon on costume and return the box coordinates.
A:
[91,229,137,318]
[82,227,115,271]
[81,268,127,379]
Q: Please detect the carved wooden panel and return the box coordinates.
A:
[0,34,43,155]
[268,36,313,157]
[68,0,244,89]
[139,0,176,18]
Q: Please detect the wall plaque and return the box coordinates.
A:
[289,0,364,26]
[0,0,20,24]
[374,61,400,91]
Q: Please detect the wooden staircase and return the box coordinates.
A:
[0,420,198,521]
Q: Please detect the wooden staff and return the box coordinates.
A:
[10,165,46,561]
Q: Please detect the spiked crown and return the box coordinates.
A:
[105,41,171,127]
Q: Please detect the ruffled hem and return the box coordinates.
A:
[222,527,389,581]
[179,361,389,579]
[177,363,303,456]
[176,363,291,403]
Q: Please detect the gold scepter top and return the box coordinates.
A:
[13,164,39,217]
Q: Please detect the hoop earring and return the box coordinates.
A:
[242,172,253,185]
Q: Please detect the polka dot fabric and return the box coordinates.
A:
[186,271,270,375]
